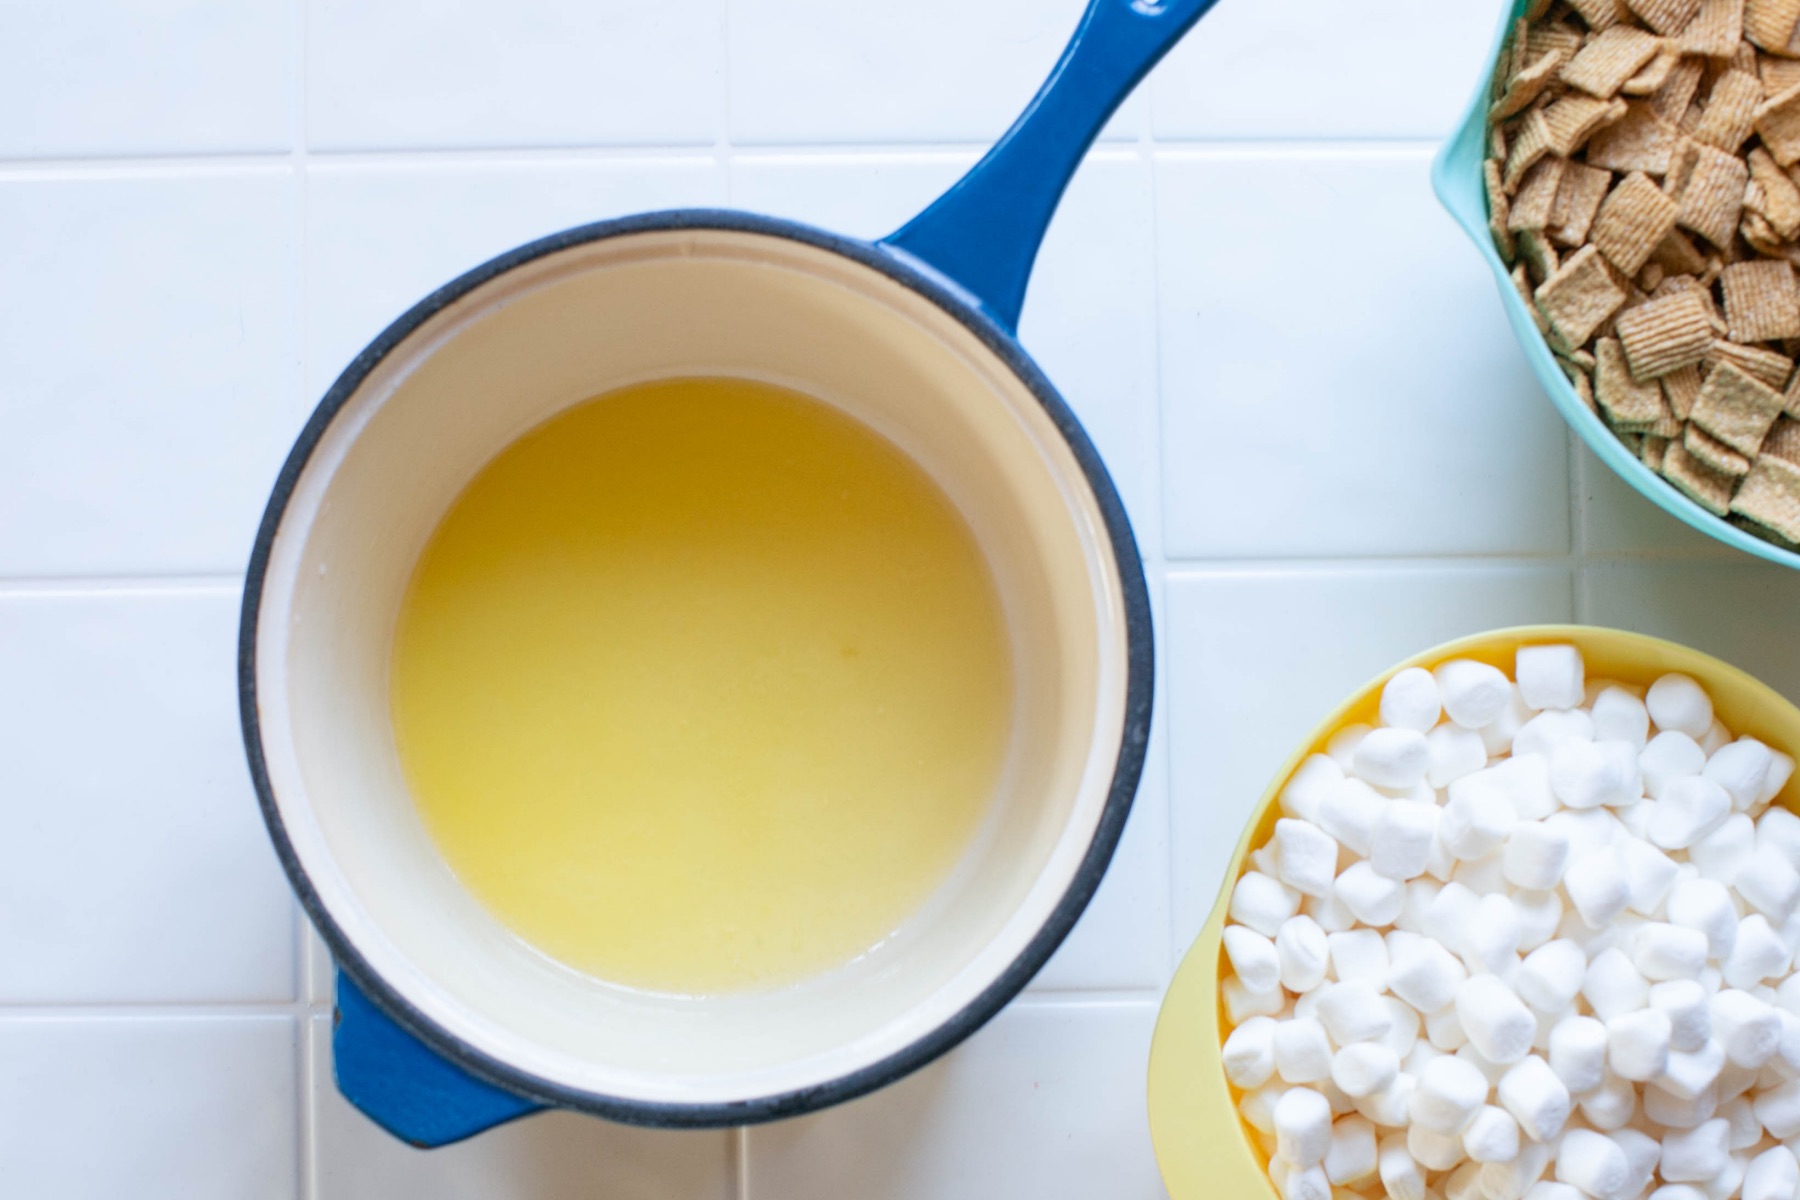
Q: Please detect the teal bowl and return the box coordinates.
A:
[1431,0,1800,571]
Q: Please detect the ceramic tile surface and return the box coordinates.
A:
[9,0,1800,1196]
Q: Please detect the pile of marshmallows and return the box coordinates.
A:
[1221,645,1800,1200]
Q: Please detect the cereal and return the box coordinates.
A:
[1595,172,1682,271]
[1629,0,1706,33]
[1709,339,1796,389]
[1495,50,1572,121]
[1551,162,1615,244]
[1763,415,1800,460]
[1626,42,1685,94]
[1537,245,1631,346]
[1754,82,1800,165]
[1576,0,1634,30]
[1599,335,1678,425]
[1685,0,1748,57]
[1749,147,1800,236]
[1487,161,1517,262]
[1723,259,1800,340]
[1692,70,1764,150]
[1564,26,1666,97]
[1732,455,1800,538]
[1665,362,1706,418]
[1664,436,1742,512]
[1691,360,1788,453]
[1510,158,1569,232]
[1671,141,1752,247]
[1746,0,1800,53]
[1616,288,1715,377]
[1686,422,1756,473]
[1653,59,1708,122]
[1586,102,1682,172]
[1546,94,1632,157]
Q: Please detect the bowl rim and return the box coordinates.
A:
[1430,0,1800,573]
[237,208,1157,1128]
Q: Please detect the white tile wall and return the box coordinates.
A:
[9,0,1799,1195]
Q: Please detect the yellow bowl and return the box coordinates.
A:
[1146,625,1800,1199]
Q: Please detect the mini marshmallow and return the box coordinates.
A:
[1583,948,1650,1022]
[1328,929,1389,988]
[1437,660,1513,730]
[1223,1015,1278,1088]
[1744,1146,1799,1200]
[1631,922,1709,982]
[1319,980,1393,1046]
[1668,878,1739,961]
[1650,777,1734,851]
[1458,976,1536,1065]
[1282,755,1345,822]
[1411,1054,1490,1134]
[1713,989,1782,1068]
[1404,1040,1444,1078]
[1355,1071,1415,1128]
[1518,645,1584,712]
[1498,1054,1571,1142]
[1505,822,1573,892]
[1318,779,1386,859]
[1661,1118,1730,1183]
[1709,739,1777,811]
[1250,843,1279,879]
[1336,862,1406,927]
[1372,802,1440,882]
[1555,1128,1630,1199]
[1652,981,1713,1053]
[1519,941,1588,1015]
[1303,888,1359,934]
[1607,1008,1672,1082]
[1381,668,1443,734]
[1223,925,1282,993]
[1382,997,1421,1060]
[1495,754,1560,821]
[1658,1039,1726,1100]
[1579,1072,1638,1130]
[1709,1165,1750,1200]
[1649,674,1715,739]
[1465,1104,1522,1164]
[1353,728,1432,790]
[1274,1017,1334,1085]
[1763,751,1797,805]
[1278,915,1331,993]
[1408,1121,1467,1171]
[1617,797,1654,840]
[1325,1114,1379,1186]
[1592,686,1651,748]
[1725,915,1792,990]
[1484,1139,1554,1200]
[1643,731,1708,799]
[1277,1164,1329,1200]
[1390,939,1468,1016]
[1650,1189,1707,1200]
[1620,839,1680,916]
[1222,976,1285,1024]
[1424,883,1481,960]
[1738,844,1800,923]
[1482,687,1538,757]
[1690,814,1755,885]
[1333,1041,1400,1100]
[1612,1127,1661,1197]
[1551,739,1630,810]
[1761,808,1800,868]
[1546,807,1622,864]
[1464,893,1523,977]
[1452,850,1509,898]
[1379,1134,1427,1200]
[1566,847,1632,930]
[1720,1094,1764,1148]
[1275,818,1341,899]
[1645,1079,1720,1129]
[1516,889,1565,953]
[1445,1160,1486,1200]
[1398,879,1441,934]
[1702,720,1732,756]
[1514,710,1596,762]
[1230,871,1301,937]
[1275,1086,1333,1166]
[1456,1042,1509,1086]
[1758,1077,1800,1139]
[1430,723,1489,790]
[1443,775,1519,860]
[1549,1014,1609,1095]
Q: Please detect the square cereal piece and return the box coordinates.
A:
[1653,59,1708,122]
[1755,83,1800,166]
[1496,49,1574,120]
[1723,260,1800,340]
[1531,22,1588,63]
[1650,227,1712,274]
[1575,0,1633,28]
[1617,288,1716,376]
[1552,162,1616,244]
[1710,337,1797,386]
[1545,94,1630,155]
[1594,171,1683,273]
[1749,147,1800,236]
[1665,362,1706,416]
[1643,434,1673,468]
[1514,264,1553,334]
[1671,140,1752,245]
[1599,335,1678,426]
[1510,157,1570,231]
[1762,414,1800,459]
[1629,0,1705,32]
[1520,228,1563,285]
[1563,26,1666,97]
[1662,436,1742,513]
[1585,102,1681,172]
[1537,244,1631,347]
[1692,359,1789,451]
[1687,422,1756,473]
[1685,0,1747,55]
[1763,54,1800,95]
[1730,456,1800,540]
[1487,160,1518,260]
[1747,0,1800,52]
[1625,43,1683,95]
[1692,71,1765,150]
[1506,108,1555,189]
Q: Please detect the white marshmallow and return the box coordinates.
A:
[1720,1094,1763,1149]
[1607,1008,1673,1081]
[1620,838,1680,916]
[1250,843,1280,878]
[1437,660,1514,730]
[1496,754,1561,821]
[1223,976,1286,1024]
[1223,925,1282,993]
[1336,862,1406,928]
[1549,1014,1609,1095]
[1555,1127,1630,1199]
[1443,774,1520,861]
[1498,1054,1571,1142]
[1668,878,1739,961]
[1283,755,1345,822]
[1690,814,1755,885]
[1526,1185,1583,1200]
[1630,922,1709,982]
[1277,1164,1329,1200]
[1547,807,1623,864]
[1303,888,1359,934]
[1425,883,1482,959]
[1643,731,1708,799]
[1275,818,1342,898]
[1430,723,1489,790]
[1515,710,1597,762]
[1464,1103,1521,1163]
[1652,981,1713,1053]
[1277,915,1331,993]
[1381,668,1444,733]
[1411,1054,1490,1134]
[1355,1071,1416,1128]
[1709,739,1777,811]
[1762,752,1796,804]
[1224,1016,1278,1088]
[1516,889,1566,953]
[1617,796,1654,839]
[1405,1040,1444,1078]
[1650,777,1733,851]
[1482,687,1539,758]
[1758,1077,1800,1139]
[1519,940,1588,1014]
[1408,1121,1467,1171]
[1725,915,1792,990]
[1707,1167,1749,1200]
[1579,1072,1638,1130]
[1713,989,1782,1068]
[1702,720,1732,756]
[1334,1041,1400,1099]
[1744,1146,1799,1200]
[1422,1010,1467,1060]
[1231,871,1302,937]
[1319,980,1394,1046]
[1327,724,1371,770]
[1383,997,1422,1060]
[1552,739,1631,810]
[1645,1079,1720,1128]
[1604,739,1646,805]
[1318,778,1386,859]
[1612,1127,1662,1198]
[1446,1160,1486,1200]
[1661,1118,1730,1183]
[1274,1086,1333,1166]
[1761,808,1800,869]
[1649,674,1715,739]
[1739,844,1800,923]
[1583,948,1650,1022]
[1484,1139,1554,1200]
[1274,1017,1334,1085]
[1518,645,1585,712]
[1398,878,1441,934]
[1241,1082,1287,1134]
[1325,1114,1379,1186]
[1592,686,1651,748]
[1353,728,1433,790]
[1458,975,1536,1065]
[1456,1042,1510,1088]
[1328,929,1389,989]
[1373,802,1440,882]
[1379,1134,1427,1200]
[1464,893,1524,977]
[1453,849,1510,897]
[1658,1039,1726,1100]
[1390,939,1468,1015]
[1649,1189,1707,1200]
[1566,847,1632,929]
[1506,822,1573,892]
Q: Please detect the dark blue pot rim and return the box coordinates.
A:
[237,208,1156,1129]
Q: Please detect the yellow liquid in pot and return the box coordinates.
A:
[390,377,1013,994]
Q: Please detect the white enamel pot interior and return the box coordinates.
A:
[240,213,1154,1125]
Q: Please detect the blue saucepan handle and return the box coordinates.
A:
[883,0,1222,334]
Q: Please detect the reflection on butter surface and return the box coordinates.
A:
[391,377,1014,994]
